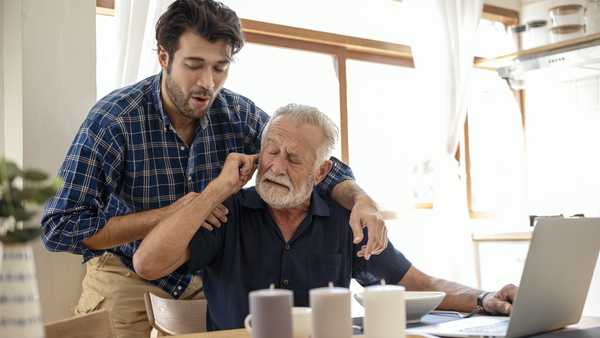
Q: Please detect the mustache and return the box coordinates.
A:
[260,171,292,189]
[189,87,214,98]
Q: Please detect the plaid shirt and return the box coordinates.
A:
[41,73,354,298]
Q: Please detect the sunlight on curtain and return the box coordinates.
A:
[468,69,528,227]
[403,0,484,285]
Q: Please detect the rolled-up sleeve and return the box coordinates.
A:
[318,157,355,196]
[41,117,127,262]
[352,239,412,287]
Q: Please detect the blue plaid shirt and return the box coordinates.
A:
[41,73,354,298]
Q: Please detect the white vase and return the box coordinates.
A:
[0,243,45,338]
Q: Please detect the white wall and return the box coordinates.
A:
[0,0,4,154]
[2,0,96,323]
[2,0,23,165]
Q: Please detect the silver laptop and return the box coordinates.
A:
[412,217,600,338]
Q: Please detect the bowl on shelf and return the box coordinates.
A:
[354,291,446,323]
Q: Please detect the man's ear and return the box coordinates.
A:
[314,160,333,185]
[158,46,169,71]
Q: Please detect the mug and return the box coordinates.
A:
[245,307,312,338]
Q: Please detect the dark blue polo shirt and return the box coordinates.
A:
[187,187,412,331]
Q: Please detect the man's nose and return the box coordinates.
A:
[269,156,287,176]
[196,70,215,92]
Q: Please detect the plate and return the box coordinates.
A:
[354,291,446,323]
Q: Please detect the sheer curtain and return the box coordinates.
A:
[405,0,484,285]
[114,0,174,87]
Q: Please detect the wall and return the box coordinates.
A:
[1,0,96,323]
[0,0,4,154]
[2,0,23,165]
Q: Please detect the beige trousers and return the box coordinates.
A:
[75,252,204,338]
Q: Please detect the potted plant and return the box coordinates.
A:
[0,158,59,338]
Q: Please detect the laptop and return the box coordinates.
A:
[411,217,600,338]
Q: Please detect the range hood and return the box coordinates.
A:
[486,33,600,89]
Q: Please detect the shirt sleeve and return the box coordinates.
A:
[317,157,355,196]
[352,235,412,287]
[41,117,128,262]
[187,197,233,273]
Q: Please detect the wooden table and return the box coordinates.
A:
[171,332,434,338]
[170,317,600,338]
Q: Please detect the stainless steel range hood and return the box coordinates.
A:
[483,33,600,89]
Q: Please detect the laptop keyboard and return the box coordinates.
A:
[459,319,509,335]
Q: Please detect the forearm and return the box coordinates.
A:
[81,208,165,250]
[330,180,377,211]
[401,266,481,313]
[133,182,230,279]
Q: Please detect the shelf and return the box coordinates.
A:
[475,32,600,70]
[471,231,532,242]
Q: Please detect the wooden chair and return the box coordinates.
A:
[44,309,114,338]
[144,292,207,336]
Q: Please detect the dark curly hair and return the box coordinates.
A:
[156,0,244,66]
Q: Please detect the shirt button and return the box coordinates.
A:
[177,286,182,290]
[285,244,290,250]
[188,176,192,181]
[173,291,178,296]
[180,146,186,151]
[282,279,289,286]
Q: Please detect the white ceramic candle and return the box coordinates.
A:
[310,283,352,338]
[248,286,293,338]
[363,282,406,338]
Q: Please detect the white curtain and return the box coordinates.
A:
[115,0,175,87]
[405,0,484,286]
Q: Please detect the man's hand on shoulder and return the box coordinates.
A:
[350,195,388,260]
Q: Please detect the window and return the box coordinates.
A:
[346,60,434,211]
[226,43,342,158]
[467,69,527,222]
[525,76,600,218]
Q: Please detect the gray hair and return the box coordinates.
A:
[261,103,339,164]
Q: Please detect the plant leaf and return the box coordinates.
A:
[0,228,41,244]
[22,169,49,182]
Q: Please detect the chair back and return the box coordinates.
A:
[144,292,207,335]
[45,309,113,338]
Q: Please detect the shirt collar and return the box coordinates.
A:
[151,73,171,128]
[240,187,330,217]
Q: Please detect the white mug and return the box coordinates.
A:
[245,306,312,338]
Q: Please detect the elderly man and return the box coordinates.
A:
[133,104,518,331]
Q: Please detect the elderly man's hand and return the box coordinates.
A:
[483,284,519,315]
[217,153,258,194]
[350,195,388,259]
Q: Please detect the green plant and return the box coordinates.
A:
[0,158,59,243]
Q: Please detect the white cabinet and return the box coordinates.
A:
[476,240,530,291]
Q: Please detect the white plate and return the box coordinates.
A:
[354,291,446,323]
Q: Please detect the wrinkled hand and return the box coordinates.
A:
[350,196,389,259]
[217,153,258,196]
[483,284,518,315]
[201,203,229,231]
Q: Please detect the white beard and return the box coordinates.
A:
[256,170,315,209]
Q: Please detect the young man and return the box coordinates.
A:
[133,104,518,331]
[42,1,387,337]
